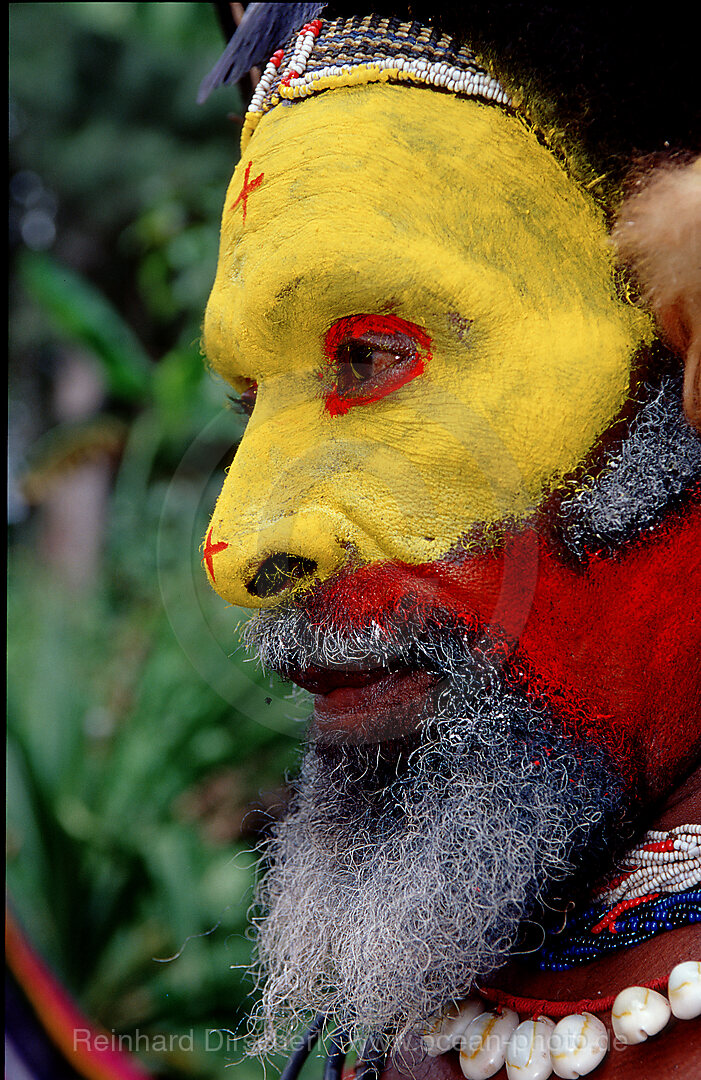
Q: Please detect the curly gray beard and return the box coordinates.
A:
[242,375,698,1053]
[245,613,628,1054]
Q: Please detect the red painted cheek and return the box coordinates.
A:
[299,499,701,791]
[323,313,432,416]
[512,502,701,792]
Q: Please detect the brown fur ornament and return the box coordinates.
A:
[612,157,701,432]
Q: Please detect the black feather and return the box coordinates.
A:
[198,2,327,104]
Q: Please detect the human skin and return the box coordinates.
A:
[204,87,650,585]
[203,85,699,789]
[202,84,701,1076]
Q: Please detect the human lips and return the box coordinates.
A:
[287,661,440,741]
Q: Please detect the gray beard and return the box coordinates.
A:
[243,373,698,1053]
[557,373,700,556]
[245,622,626,1053]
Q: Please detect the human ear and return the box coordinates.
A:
[612,156,701,432]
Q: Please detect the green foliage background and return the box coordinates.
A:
[8,5,311,1077]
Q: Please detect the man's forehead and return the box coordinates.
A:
[219,87,612,299]
[224,87,490,237]
[233,90,543,198]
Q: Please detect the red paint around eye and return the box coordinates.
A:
[323,313,432,417]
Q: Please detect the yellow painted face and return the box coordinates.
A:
[203,84,651,608]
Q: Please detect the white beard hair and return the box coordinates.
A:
[246,642,626,1055]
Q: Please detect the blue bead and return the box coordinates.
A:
[531,886,701,971]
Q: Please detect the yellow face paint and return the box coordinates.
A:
[203,85,652,608]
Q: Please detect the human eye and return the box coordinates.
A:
[226,379,258,417]
[336,338,408,387]
[323,314,432,416]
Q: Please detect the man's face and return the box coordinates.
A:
[201,86,698,1046]
[204,87,648,609]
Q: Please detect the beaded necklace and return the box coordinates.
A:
[594,824,701,906]
[535,824,701,971]
[536,889,701,970]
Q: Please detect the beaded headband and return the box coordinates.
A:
[241,14,511,150]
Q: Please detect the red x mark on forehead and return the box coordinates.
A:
[230,160,264,225]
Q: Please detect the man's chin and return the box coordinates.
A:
[249,680,630,1053]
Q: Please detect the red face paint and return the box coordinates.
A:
[202,526,229,584]
[323,313,432,416]
[290,497,701,795]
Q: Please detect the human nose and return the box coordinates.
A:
[201,396,388,608]
[203,498,356,608]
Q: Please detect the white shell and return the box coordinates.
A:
[459,1008,519,1080]
[668,961,701,1019]
[611,986,671,1044]
[505,1017,555,1080]
[550,1013,609,1078]
[422,998,486,1056]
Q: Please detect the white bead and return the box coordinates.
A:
[550,1013,608,1078]
[422,998,486,1057]
[506,1017,555,1080]
[668,961,701,1019]
[611,986,671,1044]
[460,1009,519,1079]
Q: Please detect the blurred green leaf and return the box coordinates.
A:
[8,5,281,1076]
[19,251,153,400]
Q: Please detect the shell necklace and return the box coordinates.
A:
[423,822,701,1079]
[423,961,701,1079]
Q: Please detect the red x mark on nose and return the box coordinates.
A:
[203,527,228,583]
[230,160,264,224]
